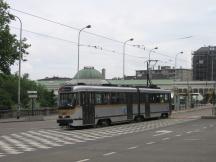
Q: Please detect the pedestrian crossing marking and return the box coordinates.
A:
[1,136,35,152]
[11,134,50,149]
[0,118,196,158]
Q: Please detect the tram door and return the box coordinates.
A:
[145,94,150,118]
[126,93,133,120]
[82,92,95,125]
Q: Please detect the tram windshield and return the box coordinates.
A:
[59,93,77,108]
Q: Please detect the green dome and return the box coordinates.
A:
[73,67,104,79]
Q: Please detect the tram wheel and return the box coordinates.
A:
[97,119,111,127]
[134,115,144,122]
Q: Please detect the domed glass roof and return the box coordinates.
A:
[73,67,104,79]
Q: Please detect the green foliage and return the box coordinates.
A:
[0,73,56,109]
[0,0,30,74]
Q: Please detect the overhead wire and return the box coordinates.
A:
[10,8,188,64]
[11,26,147,60]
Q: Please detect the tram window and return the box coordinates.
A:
[110,93,118,104]
[148,93,170,103]
[95,93,102,104]
[102,93,110,104]
[95,93,110,105]
[140,93,146,103]
[110,93,126,104]
[149,94,160,103]
[59,93,77,107]
[133,93,139,103]
[119,93,126,104]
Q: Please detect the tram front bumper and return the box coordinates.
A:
[57,118,73,126]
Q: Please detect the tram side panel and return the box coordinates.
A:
[149,93,171,118]
[94,92,128,124]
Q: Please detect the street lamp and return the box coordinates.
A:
[148,47,158,62]
[14,15,22,119]
[175,51,183,82]
[123,38,134,79]
[147,47,158,86]
[174,51,183,111]
[77,25,91,83]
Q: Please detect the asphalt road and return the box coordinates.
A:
[0,107,215,162]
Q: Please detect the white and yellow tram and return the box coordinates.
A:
[57,85,171,127]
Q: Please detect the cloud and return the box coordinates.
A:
[7,0,216,80]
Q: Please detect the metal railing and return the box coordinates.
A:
[0,108,58,119]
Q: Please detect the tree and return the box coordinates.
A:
[0,0,30,74]
[0,73,56,109]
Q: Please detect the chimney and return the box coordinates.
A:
[102,68,106,79]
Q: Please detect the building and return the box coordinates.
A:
[192,46,216,81]
[37,66,216,109]
[37,67,109,95]
[66,66,108,85]
[136,66,192,81]
[37,77,72,95]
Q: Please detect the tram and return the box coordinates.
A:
[57,85,171,127]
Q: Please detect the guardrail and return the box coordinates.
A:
[0,108,58,119]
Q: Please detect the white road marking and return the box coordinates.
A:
[128,146,138,150]
[76,159,90,162]
[193,129,200,133]
[203,127,207,129]
[162,137,170,141]
[0,153,5,157]
[186,131,192,134]
[0,140,22,154]
[146,142,155,145]
[175,134,182,137]
[103,152,116,156]
[46,130,89,141]
[153,130,173,136]
[38,130,75,144]
[21,132,62,147]
[44,130,84,142]
[184,139,200,141]
[30,131,73,145]
[0,118,198,158]
[11,134,50,149]
[2,136,35,152]
[67,131,99,140]
[0,154,5,158]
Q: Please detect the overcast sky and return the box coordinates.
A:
[7,0,216,80]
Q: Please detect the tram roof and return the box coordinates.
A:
[72,85,137,93]
[71,85,171,94]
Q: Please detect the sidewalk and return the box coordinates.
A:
[172,104,213,114]
[0,105,213,123]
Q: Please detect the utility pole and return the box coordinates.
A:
[146,59,158,87]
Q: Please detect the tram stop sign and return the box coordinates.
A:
[27,91,37,98]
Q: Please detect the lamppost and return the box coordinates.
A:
[147,47,158,87]
[77,25,91,83]
[123,38,134,79]
[14,15,22,119]
[148,47,158,62]
[174,51,183,111]
[174,51,183,82]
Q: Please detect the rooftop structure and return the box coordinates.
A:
[136,66,192,81]
[192,46,216,81]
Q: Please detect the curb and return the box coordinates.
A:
[172,106,212,114]
[201,116,216,119]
